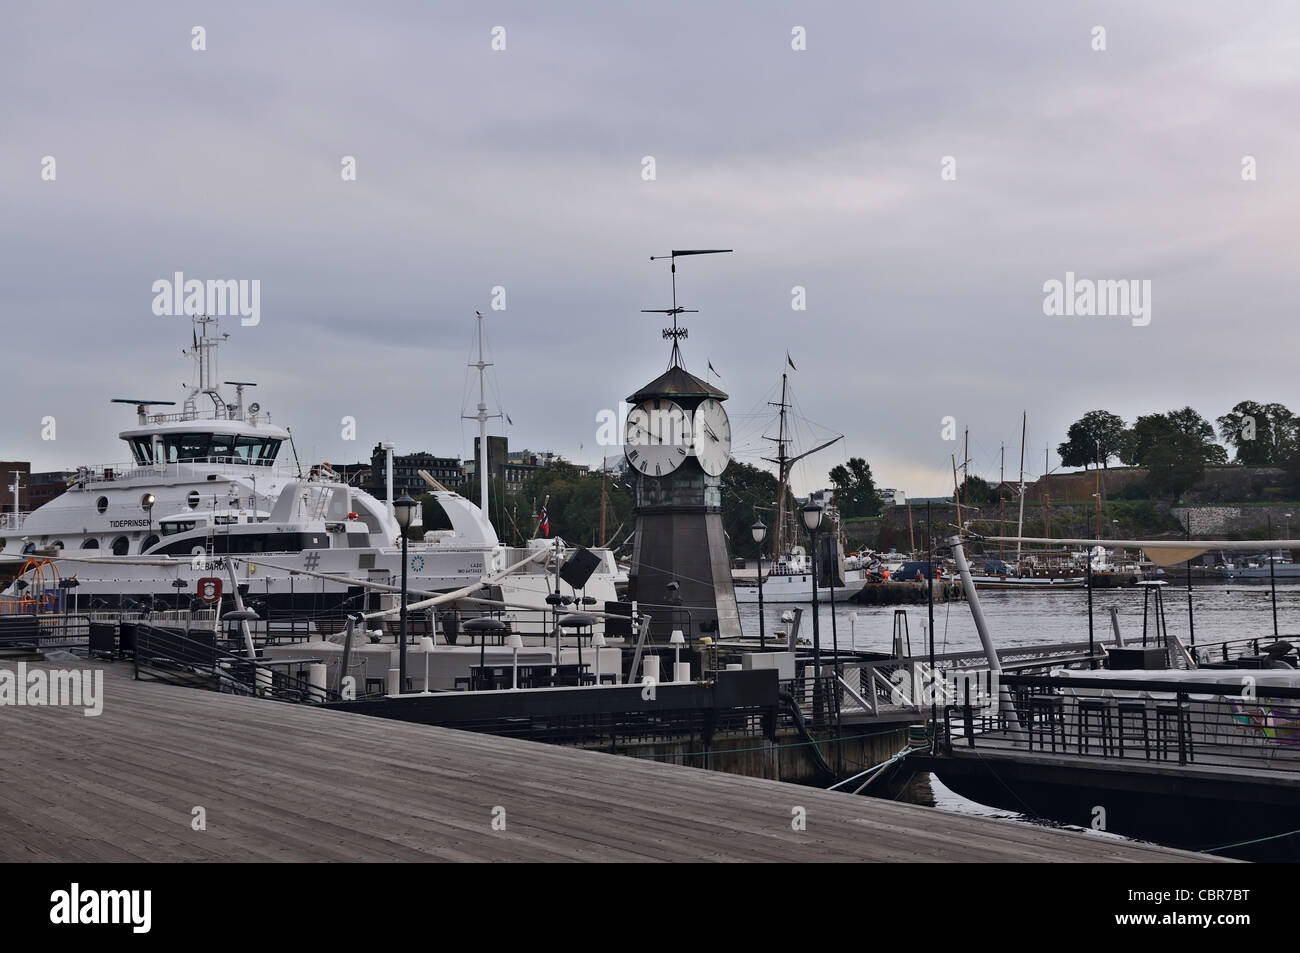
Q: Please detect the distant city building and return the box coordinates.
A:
[29,471,75,510]
[0,464,71,516]
[368,444,464,499]
[877,487,905,506]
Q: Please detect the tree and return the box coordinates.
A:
[721,461,789,559]
[1057,410,1126,469]
[1217,401,1298,465]
[828,457,882,519]
[957,474,998,506]
[1119,408,1225,467]
[1144,434,1206,501]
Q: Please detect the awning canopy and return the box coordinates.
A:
[981,536,1300,568]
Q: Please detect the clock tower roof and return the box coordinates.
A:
[627,365,727,404]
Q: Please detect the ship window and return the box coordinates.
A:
[96,496,109,514]
[81,538,99,549]
[187,490,201,509]
[209,434,235,460]
[111,536,130,556]
[51,541,64,550]
[22,542,36,555]
[160,521,196,537]
[161,433,213,462]
[141,535,160,553]
[129,438,155,464]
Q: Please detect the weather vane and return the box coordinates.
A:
[642,249,732,368]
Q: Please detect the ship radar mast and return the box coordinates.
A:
[463,311,503,519]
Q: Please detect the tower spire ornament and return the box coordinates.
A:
[643,249,732,369]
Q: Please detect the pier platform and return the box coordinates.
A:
[0,661,1222,862]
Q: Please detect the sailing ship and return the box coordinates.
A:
[732,370,868,603]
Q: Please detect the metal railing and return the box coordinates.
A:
[937,672,1300,773]
[133,622,340,704]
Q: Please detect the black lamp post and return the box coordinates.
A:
[751,519,767,649]
[801,501,825,725]
[394,493,418,693]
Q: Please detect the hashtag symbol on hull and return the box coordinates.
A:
[303,552,320,571]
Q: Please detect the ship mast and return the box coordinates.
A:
[762,371,841,558]
[772,374,790,558]
[1015,411,1027,567]
[464,311,501,519]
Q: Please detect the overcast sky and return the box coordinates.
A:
[4,1,1298,496]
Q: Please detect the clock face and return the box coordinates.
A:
[625,399,692,477]
[692,398,731,476]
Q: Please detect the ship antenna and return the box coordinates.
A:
[463,311,502,518]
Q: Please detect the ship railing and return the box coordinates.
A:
[938,672,1300,773]
[133,408,273,425]
[86,609,218,631]
[0,511,29,530]
[71,459,298,485]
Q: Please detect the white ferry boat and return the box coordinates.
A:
[0,317,617,626]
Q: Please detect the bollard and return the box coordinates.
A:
[673,661,692,683]
[641,655,660,684]
[386,667,401,696]
[308,663,327,703]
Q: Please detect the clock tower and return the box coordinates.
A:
[625,250,740,640]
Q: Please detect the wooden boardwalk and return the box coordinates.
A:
[0,662,1222,862]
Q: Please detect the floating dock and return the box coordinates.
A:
[0,661,1222,862]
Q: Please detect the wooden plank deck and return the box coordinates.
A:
[0,662,1222,862]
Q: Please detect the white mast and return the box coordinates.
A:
[1015,411,1027,567]
[9,471,22,518]
[464,311,501,521]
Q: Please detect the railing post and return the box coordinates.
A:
[1177,691,1188,766]
[964,679,974,747]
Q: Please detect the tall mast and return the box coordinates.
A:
[9,471,22,518]
[600,456,608,545]
[998,444,1005,561]
[774,373,790,558]
[761,370,840,557]
[1015,411,1027,566]
[464,311,501,519]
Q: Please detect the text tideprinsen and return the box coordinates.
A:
[49,884,151,934]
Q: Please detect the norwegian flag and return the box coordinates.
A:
[540,502,549,537]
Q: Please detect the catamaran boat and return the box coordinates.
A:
[0,316,618,627]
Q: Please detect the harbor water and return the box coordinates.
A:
[739,581,1300,657]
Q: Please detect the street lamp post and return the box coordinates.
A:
[801,501,825,726]
[393,493,418,694]
[752,519,767,649]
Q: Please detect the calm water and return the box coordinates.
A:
[741,580,1299,848]
[738,581,1300,657]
